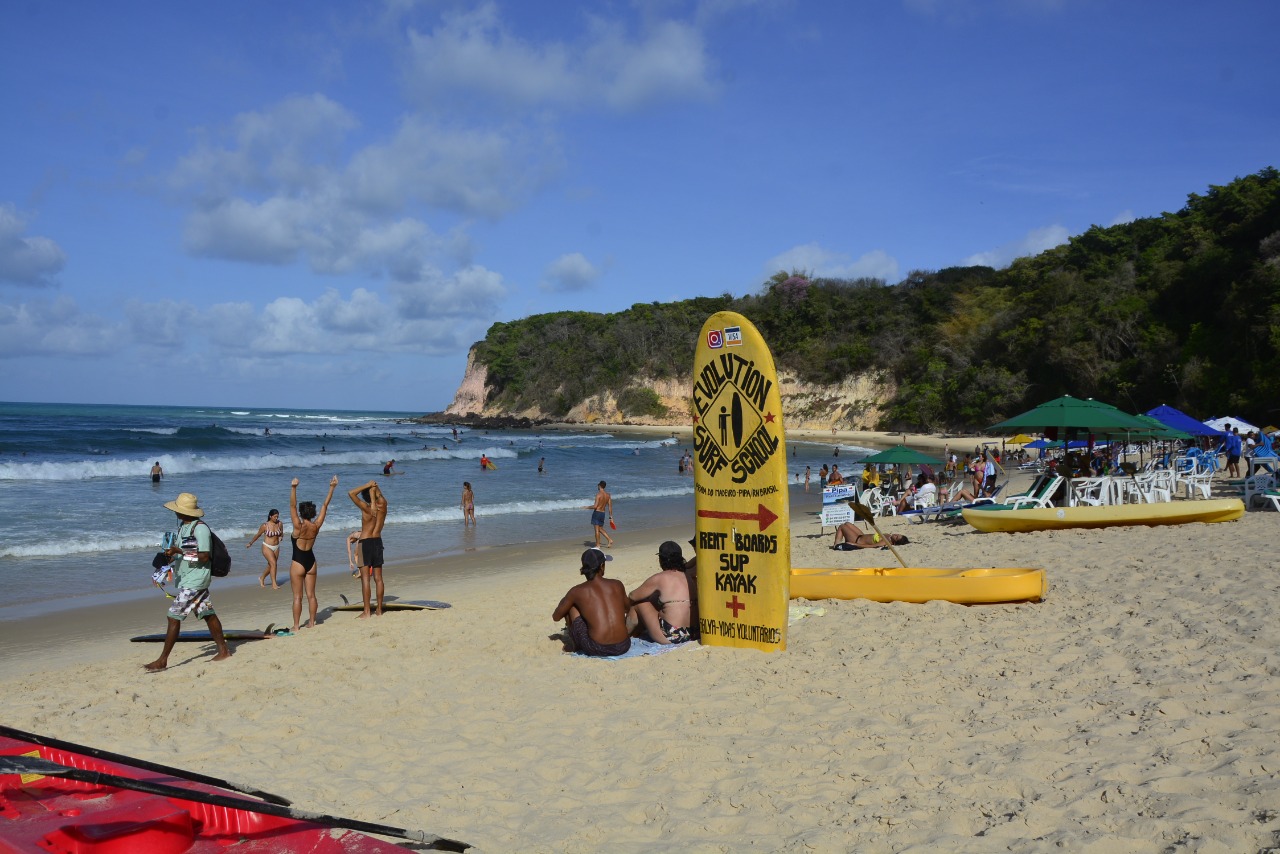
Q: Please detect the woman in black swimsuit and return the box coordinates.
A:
[289,475,338,633]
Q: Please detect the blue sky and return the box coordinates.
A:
[2,0,1277,412]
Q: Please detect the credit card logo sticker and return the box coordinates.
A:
[724,326,743,346]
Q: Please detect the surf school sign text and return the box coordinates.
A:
[693,312,790,653]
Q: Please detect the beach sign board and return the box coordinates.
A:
[820,485,857,526]
[692,312,790,652]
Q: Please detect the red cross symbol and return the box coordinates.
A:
[726,595,746,617]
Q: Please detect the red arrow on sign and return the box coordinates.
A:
[697,503,779,531]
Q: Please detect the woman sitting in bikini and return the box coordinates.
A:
[831,521,909,550]
[246,508,284,589]
[289,475,338,632]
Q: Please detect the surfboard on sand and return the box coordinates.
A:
[331,600,451,612]
[130,629,276,642]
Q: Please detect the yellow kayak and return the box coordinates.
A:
[961,498,1245,533]
[790,567,1046,604]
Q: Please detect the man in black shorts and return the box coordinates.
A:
[348,480,388,617]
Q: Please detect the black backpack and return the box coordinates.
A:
[197,521,232,577]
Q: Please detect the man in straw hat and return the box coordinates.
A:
[144,492,230,671]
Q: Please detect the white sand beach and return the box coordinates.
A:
[2,455,1278,852]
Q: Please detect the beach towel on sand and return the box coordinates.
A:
[568,638,697,660]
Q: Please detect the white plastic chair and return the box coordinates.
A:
[1244,474,1277,508]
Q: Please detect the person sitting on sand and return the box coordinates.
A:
[832,521,909,550]
[553,549,631,657]
[627,541,694,645]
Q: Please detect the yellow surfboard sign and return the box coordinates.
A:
[692,312,790,652]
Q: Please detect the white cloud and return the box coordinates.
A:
[764,243,900,282]
[403,2,716,111]
[344,117,557,219]
[1110,210,1136,226]
[962,224,1069,268]
[0,204,67,287]
[0,296,120,355]
[171,95,357,198]
[539,252,602,292]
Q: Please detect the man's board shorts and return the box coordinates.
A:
[569,616,630,657]
[360,536,385,568]
[591,510,607,527]
[168,587,215,621]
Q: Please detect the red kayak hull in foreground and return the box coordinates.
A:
[0,735,406,853]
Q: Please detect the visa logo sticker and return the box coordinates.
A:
[707,329,724,349]
[724,326,743,346]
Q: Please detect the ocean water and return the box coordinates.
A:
[0,402,874,620]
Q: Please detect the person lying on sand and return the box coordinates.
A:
[831,521,908,550]
[627,541,694,645]
[553,549,631,656]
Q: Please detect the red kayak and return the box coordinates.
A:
[0,728,467,852]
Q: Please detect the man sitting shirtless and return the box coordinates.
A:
[553,549,631,656]
[627,541,694,645]
[832,521,909,550]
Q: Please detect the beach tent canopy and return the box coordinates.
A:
[1131,414,1192,441]
[859,446,942,466]
[1204,415,1263,436]
[988,395,1152,436]
[1144,404,1225,437]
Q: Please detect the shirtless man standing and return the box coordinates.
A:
[553,549,631,656]
[586,480,614,548]
[348,480,388,618]
[628,541,694,644]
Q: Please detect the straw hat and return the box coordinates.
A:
[163,492,204,517]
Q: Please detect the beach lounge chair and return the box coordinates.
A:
[1005,474,1065,510]
[1264,489,1280,512]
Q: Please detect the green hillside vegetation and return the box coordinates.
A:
[472,168,1280,431]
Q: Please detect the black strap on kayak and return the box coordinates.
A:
[0,724,291,806]
[0,754,469,852]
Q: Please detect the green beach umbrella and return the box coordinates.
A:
[859,446,942,466]
[988,395,1153,436]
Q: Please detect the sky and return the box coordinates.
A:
[2,0,1277,412]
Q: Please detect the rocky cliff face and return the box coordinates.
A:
[444,347,896,429]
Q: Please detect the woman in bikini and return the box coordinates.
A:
[246,508,285,589]
[289,475,338,632]
[831,521,909,550]
[460,482,476,526]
